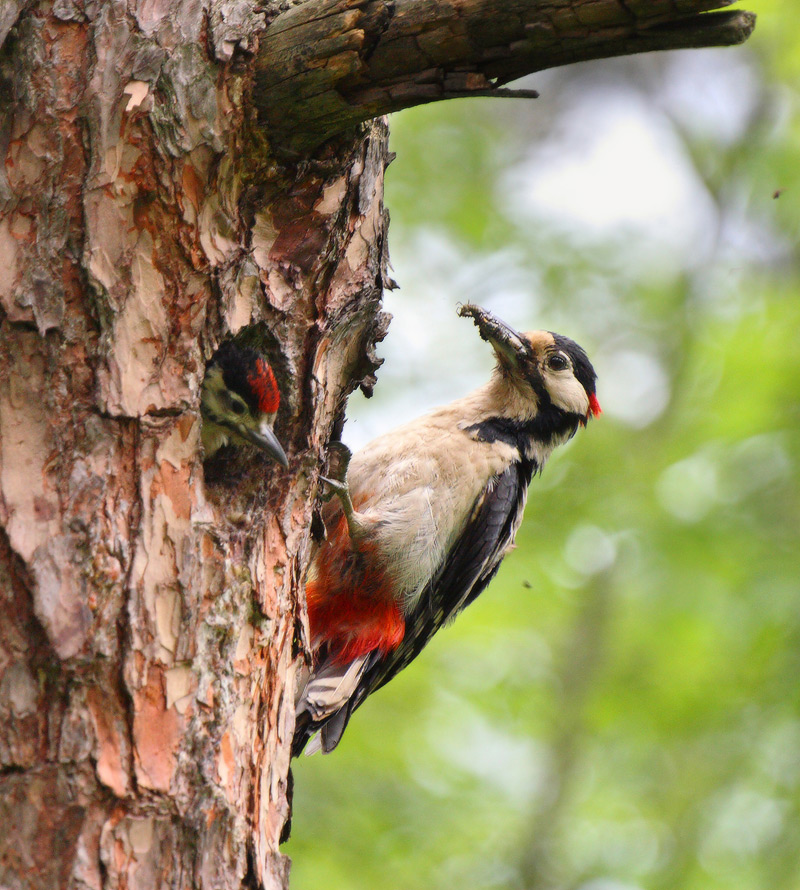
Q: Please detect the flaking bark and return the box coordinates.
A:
[0,4,389,887]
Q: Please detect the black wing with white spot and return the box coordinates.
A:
[293,459,534,755]
[367,457,535,695]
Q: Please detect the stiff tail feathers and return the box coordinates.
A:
[293,653,371,756]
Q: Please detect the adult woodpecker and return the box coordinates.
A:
[200,341,288,466]
[294,304,601,756]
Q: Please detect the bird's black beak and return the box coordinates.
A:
[458,304,531,369]
[236,422,289,467]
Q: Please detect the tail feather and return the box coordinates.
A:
[293,654,371,756]
[297,654,370,721]
[318,706,351,754]
[292,710,315,758]
[300,706,352,756]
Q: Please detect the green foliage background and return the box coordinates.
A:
[287,4,800,888]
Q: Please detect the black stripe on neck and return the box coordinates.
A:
[466,405,583,452]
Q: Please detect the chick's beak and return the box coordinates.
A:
[238,422,289,467]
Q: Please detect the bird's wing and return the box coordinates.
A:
[294,458,534,755]
[367,456,535,694]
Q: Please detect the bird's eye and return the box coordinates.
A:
[547,353,569,371]
[230,398,247,416]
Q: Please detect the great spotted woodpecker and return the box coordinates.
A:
[200,341,288,466]
[293,304,601,755]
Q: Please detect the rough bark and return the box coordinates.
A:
[0,3,389,888]
[255,0,756,152]
[0,1,752,889]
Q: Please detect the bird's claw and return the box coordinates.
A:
[319,474,355,518]
[319,441,353,503]
[319,473,365,546]
[324,441,352,481]
[319,474,349,501]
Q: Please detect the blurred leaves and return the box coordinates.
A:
[286,4,800,889]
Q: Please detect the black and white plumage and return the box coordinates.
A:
[294,304,600,756]
[200,341,288,466]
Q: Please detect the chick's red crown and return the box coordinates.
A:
[248,358,280,416]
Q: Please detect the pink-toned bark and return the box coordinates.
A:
[0,4,388,888]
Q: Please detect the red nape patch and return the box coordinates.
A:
[248,359,280,415]
[306,517,405,666]
[589,393,602,417]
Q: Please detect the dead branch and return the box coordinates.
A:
[255,0,756,152]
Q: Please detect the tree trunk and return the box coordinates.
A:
[0,1,752,889]
[0,4,389,887]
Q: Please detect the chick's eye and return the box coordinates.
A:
[547,353,569,371]
[230,398,247,416]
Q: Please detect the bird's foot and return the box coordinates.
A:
[319,443,368,546]
[318,473,350,507]
[319,474,368,546]
[321,441,352,493]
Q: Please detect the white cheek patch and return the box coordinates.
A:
[545,373,590,416]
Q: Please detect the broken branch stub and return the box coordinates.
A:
[254,0,756,153]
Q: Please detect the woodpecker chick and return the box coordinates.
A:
[294,304,601,756]
[201,341,288,466]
